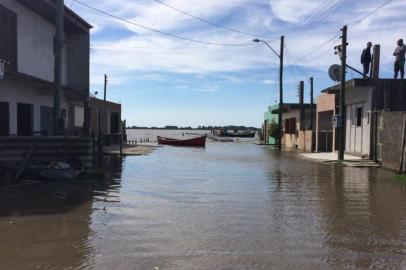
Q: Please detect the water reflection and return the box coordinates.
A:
[0,155,124,270]
[1,144,406,269]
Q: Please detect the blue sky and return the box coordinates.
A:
[66,0,405,127]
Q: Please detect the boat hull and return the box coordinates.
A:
[157,136,206,147]
[219,131,256,138]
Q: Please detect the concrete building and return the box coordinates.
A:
[88,97,123,145]
[0,0,92,136]
[263,104,279,145]
[322,79,373,157]
[320,79,406,171]
[270,103,316,152]
[315,93,337,152]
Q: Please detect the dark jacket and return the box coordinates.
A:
[361,48,372,64]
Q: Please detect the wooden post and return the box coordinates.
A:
[119,133,123,155]
[92,132,96,169]
[310,77,314,131]
[338,25,347,161]
[371,45,380,79]
[310,77,314,152]
[299,81,304,130]
[278,35,284,150]
[53,0,64,133]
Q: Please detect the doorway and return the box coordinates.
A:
[17,103,33,136]
[40,106,53,135]
[347,103,365,154]
[0,101,9,136]
[110,112,120,134]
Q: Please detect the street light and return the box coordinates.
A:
[253,37,284,150]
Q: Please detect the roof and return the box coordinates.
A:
[89,97,121,112]
[321,78,373,94]
[270,103,316,114]
[16,0,92,33]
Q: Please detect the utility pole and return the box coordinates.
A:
[104,74,108,101]
[299,81,304,130]
[309,77,314,131]
[252,36,284,149]
[278,35,284,150]
[53,0,64,134]
[338,25,347,160]
[310,77,314,152]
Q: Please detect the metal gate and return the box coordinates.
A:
[318,130,333,152]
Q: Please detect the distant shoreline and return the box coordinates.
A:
[126,127,259,130]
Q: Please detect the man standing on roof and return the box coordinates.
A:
[393,39,406,79]
[360,42,372,78]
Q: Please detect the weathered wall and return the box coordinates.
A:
[282,110,300,149]
[0,80,68,135]
[89,97,122,135]
[345,86,372,156]
[298,130,313,152]
[0,0,68,84]
[67,33,89,94]
[381,111,406,171]
[316,93,336,152]
[0,136,93,168]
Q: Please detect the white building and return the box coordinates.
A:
[321,79,374,157]
[0,0,92,136]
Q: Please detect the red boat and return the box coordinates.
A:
[157,135,206,147]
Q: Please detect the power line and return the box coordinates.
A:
[292,31,340,64]
[349,0,396,29]
[73,0,255,47]
[287,0,348,43]
[283,0,345,41]
[150,0,276,40]
[288,0,396,65]
[93,45,260,55]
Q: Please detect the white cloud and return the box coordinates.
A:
[68,0,406,85]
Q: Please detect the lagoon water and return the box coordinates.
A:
[0,133,406,269]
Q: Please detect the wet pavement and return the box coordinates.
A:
[0,143,406,269]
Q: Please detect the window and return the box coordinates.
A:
[284,119,290,133]
[289,117,297,134]
[74,105,84,127]
[0,5,17,72]
[356,107,362,127]
[284,118,297,134]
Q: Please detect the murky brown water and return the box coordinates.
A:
[1,143,406,269]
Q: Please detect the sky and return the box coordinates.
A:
[65,0,405,128]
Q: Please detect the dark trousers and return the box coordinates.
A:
[394,60,405,79]
[362,62,370,78]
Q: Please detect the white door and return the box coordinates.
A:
[347,104,356,153]
[354,104,363,153]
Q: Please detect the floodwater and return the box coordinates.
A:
[1,140,406,269]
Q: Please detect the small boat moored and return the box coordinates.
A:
[157,135,206,147]
[216,129,256,138]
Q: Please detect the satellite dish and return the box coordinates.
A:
[328,64,341,82]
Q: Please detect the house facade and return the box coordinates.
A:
[315,93,337,152]
[270,103,315,152]
[0,0,92,136]
[318,79,406,171]
[321,79,373,157]
[263,104,279,145]
[89,97,123,145]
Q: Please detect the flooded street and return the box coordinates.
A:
[1,142,406,269]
